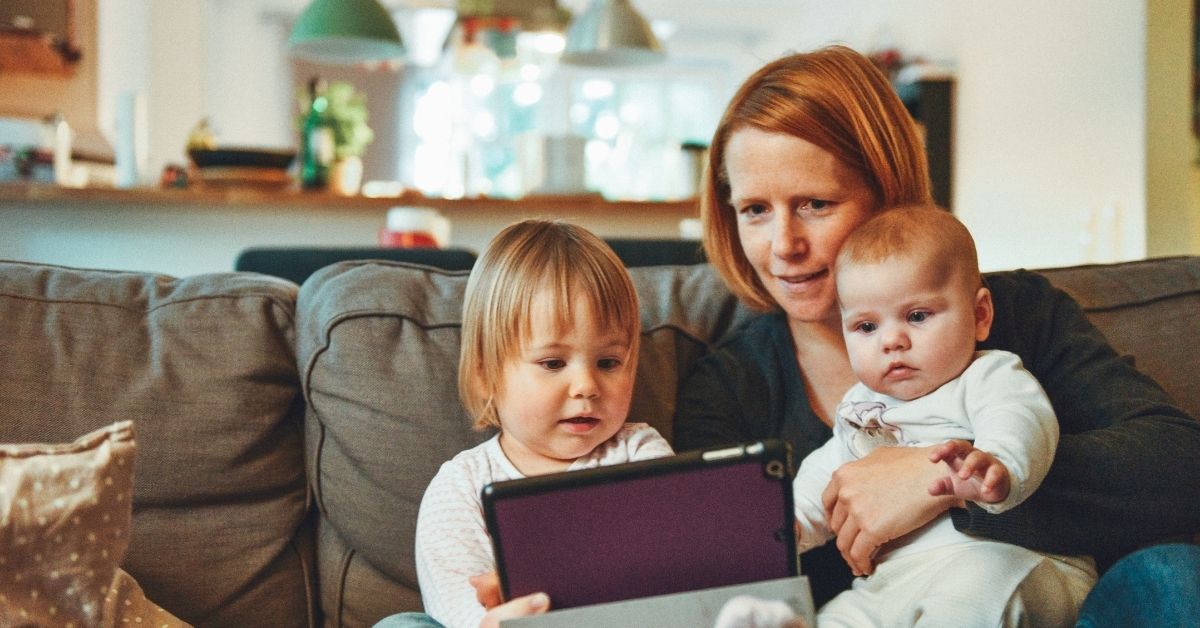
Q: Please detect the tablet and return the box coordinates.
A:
[482,439,797,610]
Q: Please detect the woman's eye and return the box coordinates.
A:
[908,311,930,323]
[539,359,566,371]
[809,199,830,211]
[597,358,622,371]
[737,203,769,218]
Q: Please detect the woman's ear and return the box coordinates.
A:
[974,286,994,342]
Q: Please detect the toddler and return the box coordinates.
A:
[413,219,673,628]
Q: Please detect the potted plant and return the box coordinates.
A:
[297,80,374,195]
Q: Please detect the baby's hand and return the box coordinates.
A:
[927,439,1010,504]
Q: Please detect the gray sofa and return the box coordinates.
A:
[1,255,1197,627]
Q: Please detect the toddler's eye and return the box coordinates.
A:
[598,358,622,371]
[908,311,930,323]
[539,359,566,371]
[854,321,877,334]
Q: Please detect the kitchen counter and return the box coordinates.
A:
[0,183,700,277]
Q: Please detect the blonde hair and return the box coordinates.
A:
[702,45,933,311]
[836,203,981,292]
[458,219,641,430]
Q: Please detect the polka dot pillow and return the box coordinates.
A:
[0,421,188,627]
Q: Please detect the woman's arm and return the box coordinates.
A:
[672,347,760,451]
[673,314,827,455]
[958,271,1200,564]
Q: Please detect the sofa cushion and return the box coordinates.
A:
[296,260,752,625]
[0,261,312,627]
[1036,256,1200,419]
[0,420,187,627]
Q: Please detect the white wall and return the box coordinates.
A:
[951,2,1148,269]
[202,0,297,150]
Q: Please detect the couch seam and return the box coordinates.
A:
[289,532,319,628]
[335,546,356,628]
[305,312,716,340]
[1073,290,1200,313]
[302,311,461,514]
[0,292,299,323]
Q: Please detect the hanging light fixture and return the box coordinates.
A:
[289,0,406,65]
[560,0,664,67]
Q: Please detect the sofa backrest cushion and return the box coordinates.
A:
[296,261,753,625]
[0,261,313,627]
[1036,256,1200,419]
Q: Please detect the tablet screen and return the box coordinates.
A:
[482,440,796,609]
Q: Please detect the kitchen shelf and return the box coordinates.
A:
[0,182,697,214]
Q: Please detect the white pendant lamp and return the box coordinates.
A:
[561,0,664,67]
[289,0,406,65]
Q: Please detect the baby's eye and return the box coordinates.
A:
[908,311,930,323]
[597,357,623,371]
[539,359,566,371]
[854,321,877,334]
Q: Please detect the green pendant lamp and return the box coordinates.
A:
[561,0,663,67]
[289,0,406,65]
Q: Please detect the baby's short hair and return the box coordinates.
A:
[837,203,981,291]
[458,219,640,430]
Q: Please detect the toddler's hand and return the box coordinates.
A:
[471,572,551,628]
[927,439,1010,504]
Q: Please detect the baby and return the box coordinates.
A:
[792,204,1096,627]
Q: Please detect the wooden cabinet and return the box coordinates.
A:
[0,0,80,76]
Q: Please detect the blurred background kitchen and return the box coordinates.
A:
[1,0,1197,277]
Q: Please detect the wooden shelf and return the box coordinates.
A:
[0,182,699,214]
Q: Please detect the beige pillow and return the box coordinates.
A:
[0,421,188,627]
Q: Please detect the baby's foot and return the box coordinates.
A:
[714,595,808,628]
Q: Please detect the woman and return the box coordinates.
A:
[672,44,1200,617]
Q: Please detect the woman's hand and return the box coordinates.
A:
[821,445,959,576]
[470,572,551,628]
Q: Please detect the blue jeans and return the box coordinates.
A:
[1076,543,1200,627]
[373,612,445,628]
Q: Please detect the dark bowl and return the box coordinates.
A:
[188,148,296,170]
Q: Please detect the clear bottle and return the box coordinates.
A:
[47,111,73,186]
[300,77,335,190]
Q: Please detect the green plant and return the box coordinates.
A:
[298,80,374,159]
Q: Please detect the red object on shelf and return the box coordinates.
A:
[378,227,439,249]
[378,206,450,249]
